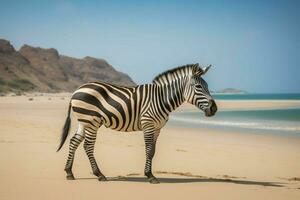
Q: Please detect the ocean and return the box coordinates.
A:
[169,93,300,137]
[212,93,300,100]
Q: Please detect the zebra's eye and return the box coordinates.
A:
[195,84,202,89]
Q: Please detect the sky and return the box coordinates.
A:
[0,0,299,93]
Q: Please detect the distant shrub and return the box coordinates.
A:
[47,82,59,90]
[0,79,9,93]
[0,85,6,93]
[0,78,36,94]
[15,91,22,96]
[0,78,5,85]
[7,79,36,91]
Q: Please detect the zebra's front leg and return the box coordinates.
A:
[144,129,160,184]
[83,129,107,181]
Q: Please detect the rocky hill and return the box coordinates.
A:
[0,39,135,93]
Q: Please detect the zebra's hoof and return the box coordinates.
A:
[148,177,160,184]
[98,175,108,181]
[66,174,75,180]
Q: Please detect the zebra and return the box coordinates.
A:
[57,63,217,184]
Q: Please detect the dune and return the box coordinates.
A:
[0,94,300,200]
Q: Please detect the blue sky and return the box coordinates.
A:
[0,0,299,93]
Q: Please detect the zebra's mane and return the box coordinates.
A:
[152,64,199,84]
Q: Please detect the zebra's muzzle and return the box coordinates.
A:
[204,99,217,117]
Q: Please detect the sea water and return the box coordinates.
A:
[212,93,300,100]
[169,94,300,137]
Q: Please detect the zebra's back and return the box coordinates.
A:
[70,81,152,132]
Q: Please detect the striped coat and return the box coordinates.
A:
[57,63,217,184]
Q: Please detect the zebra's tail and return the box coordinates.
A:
[57,102,72,152]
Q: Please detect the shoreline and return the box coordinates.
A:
[167,120,300,139]
[177,100,300,112]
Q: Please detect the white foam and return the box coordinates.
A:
[170,116,300,132]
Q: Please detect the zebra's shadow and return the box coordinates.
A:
[77,176,285,187]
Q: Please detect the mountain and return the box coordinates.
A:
[0,39,135,93]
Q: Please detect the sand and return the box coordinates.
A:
[0,94,300,200]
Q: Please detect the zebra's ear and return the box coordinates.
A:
[193,63,201,75]
[201,64,212,75]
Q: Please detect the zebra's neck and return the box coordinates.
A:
[157,77,188,113]
[152,65,195,114]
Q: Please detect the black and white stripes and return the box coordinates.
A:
[57,63,217,183]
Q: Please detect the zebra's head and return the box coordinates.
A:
[184,64,217,117]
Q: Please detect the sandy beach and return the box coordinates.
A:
[0,94,300,200]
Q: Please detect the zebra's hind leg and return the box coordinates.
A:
[143,128,160,184]
[64,124,85,180]
[83,127,107,181]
